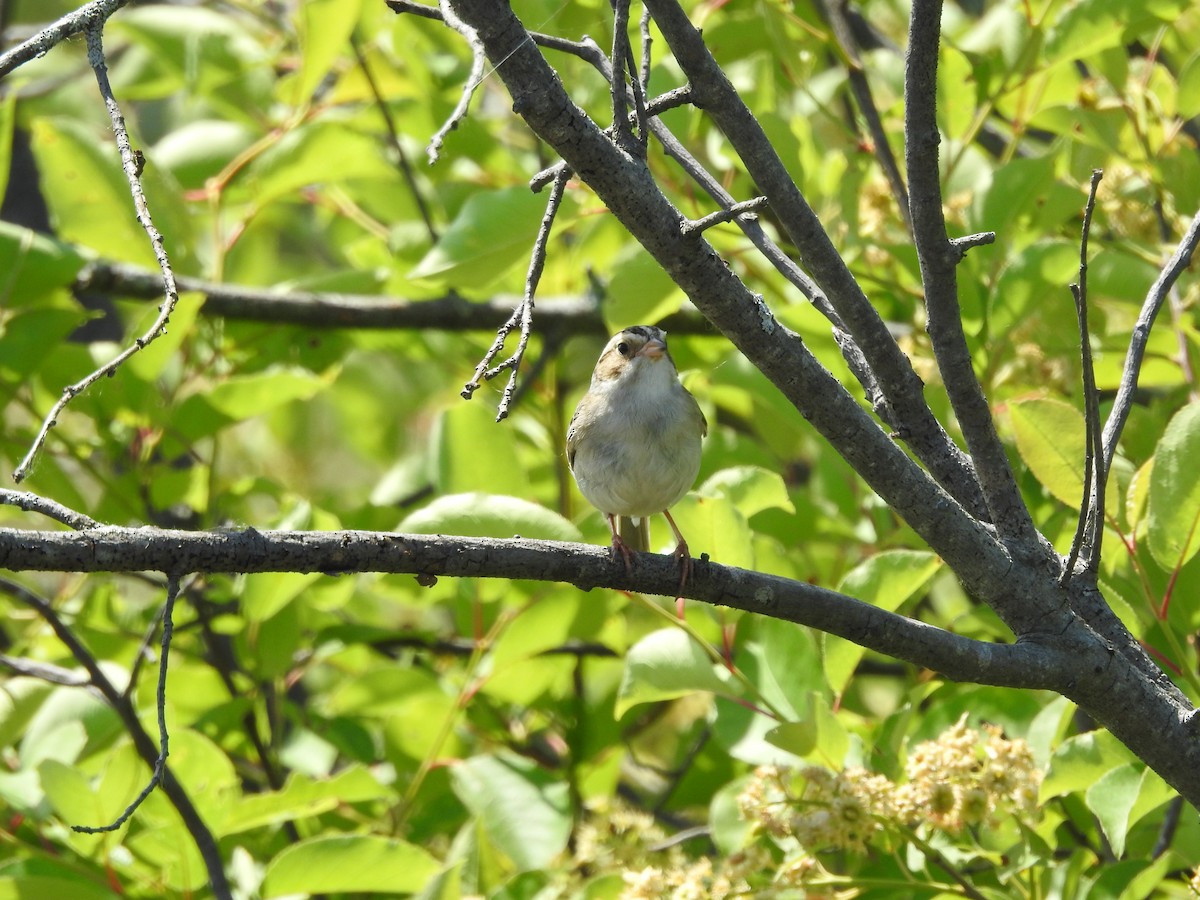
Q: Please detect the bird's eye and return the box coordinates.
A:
[617,342,630,356]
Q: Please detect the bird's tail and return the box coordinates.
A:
[618,516,649,552]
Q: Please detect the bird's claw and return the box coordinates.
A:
[673,539,693,619]
[610,534,635,574]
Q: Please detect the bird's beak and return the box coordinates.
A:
[637,338,666,360]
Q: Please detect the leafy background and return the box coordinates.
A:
[3,0,1200,896]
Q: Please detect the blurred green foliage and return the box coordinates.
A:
[2,0,1200,896]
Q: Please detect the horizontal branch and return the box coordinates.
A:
[0,526,1064,691]
[73,260,712,335]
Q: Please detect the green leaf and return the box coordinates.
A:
[765,693,850,766]
[1010,397,1087,509]
[241,571,321,622]
[124,292,205,381]
[1041,729,1136,800]
[825,550,941,694]
[399,493,581,541]
[151,119,258,189]
[0,222,87,305]
[37,759,106,829]
[1180,49,1200,119]
[0,308,87,382]
[1126,458,1152,536]
[665,493,754,570]
[0,877,118,900]
[327,667,459,762]
[243,121,398,205]
[220,766,388,835]
[450,754,571,872]
[1147,403,1200,570]
[409,187,549,289]
[971,156,1057,244]
[29,119,157,267]
[0,93,13,211]
[110,6,269,98]
[602,246,685,334]
[708,776,755,854]
[262,835,440,897]
[1044,0,1123,66]
[615,628,737,717]
[205,366,333,419]
[698,465,795,517]
[491,591,604,666]
[431,401,531,495]
[291,0,364,105]
[1084,763,1142,858]
[748,617,826,719]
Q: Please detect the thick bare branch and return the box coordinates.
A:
[903,0,1035,545]
[73,259,710,335]
[0,524,1056,690]
[435,0,1077,641]
[4,521,1199,805]
[641,0,989,524]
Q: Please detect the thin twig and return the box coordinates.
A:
[639,6,653,88]
[0,489,98,530]
[75,573,179,833]
[610,0,635,152]
[390,0,612,71]
[427,0,487,164]
[625,8,650,151]
[124,573,195,701]
[680,196,769,235]
[0,576,228,897]
[528,84,693,192]
[461,167,570,419]
[0,0,127,79]
[1101,206,1200,474]
[821,0,911,232]
[1060,174,1104,585]
[903,0,1032,540]
[13,24,180,483]
[949,232,996,254]
[1153,201,1197,393]
[1061,171,1105,581]
[0,654,91,687]
[349,33,438,241]
[1152,795,1184,859]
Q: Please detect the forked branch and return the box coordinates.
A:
[1062,170,1105,583]
[13,22,181,484]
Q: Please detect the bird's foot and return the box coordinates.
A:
[672,538,693,619]
[610,534,636,575]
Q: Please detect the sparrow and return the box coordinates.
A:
[566,325,707,603]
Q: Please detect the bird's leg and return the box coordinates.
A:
[662,509,693,618]
[606,513,635,574]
